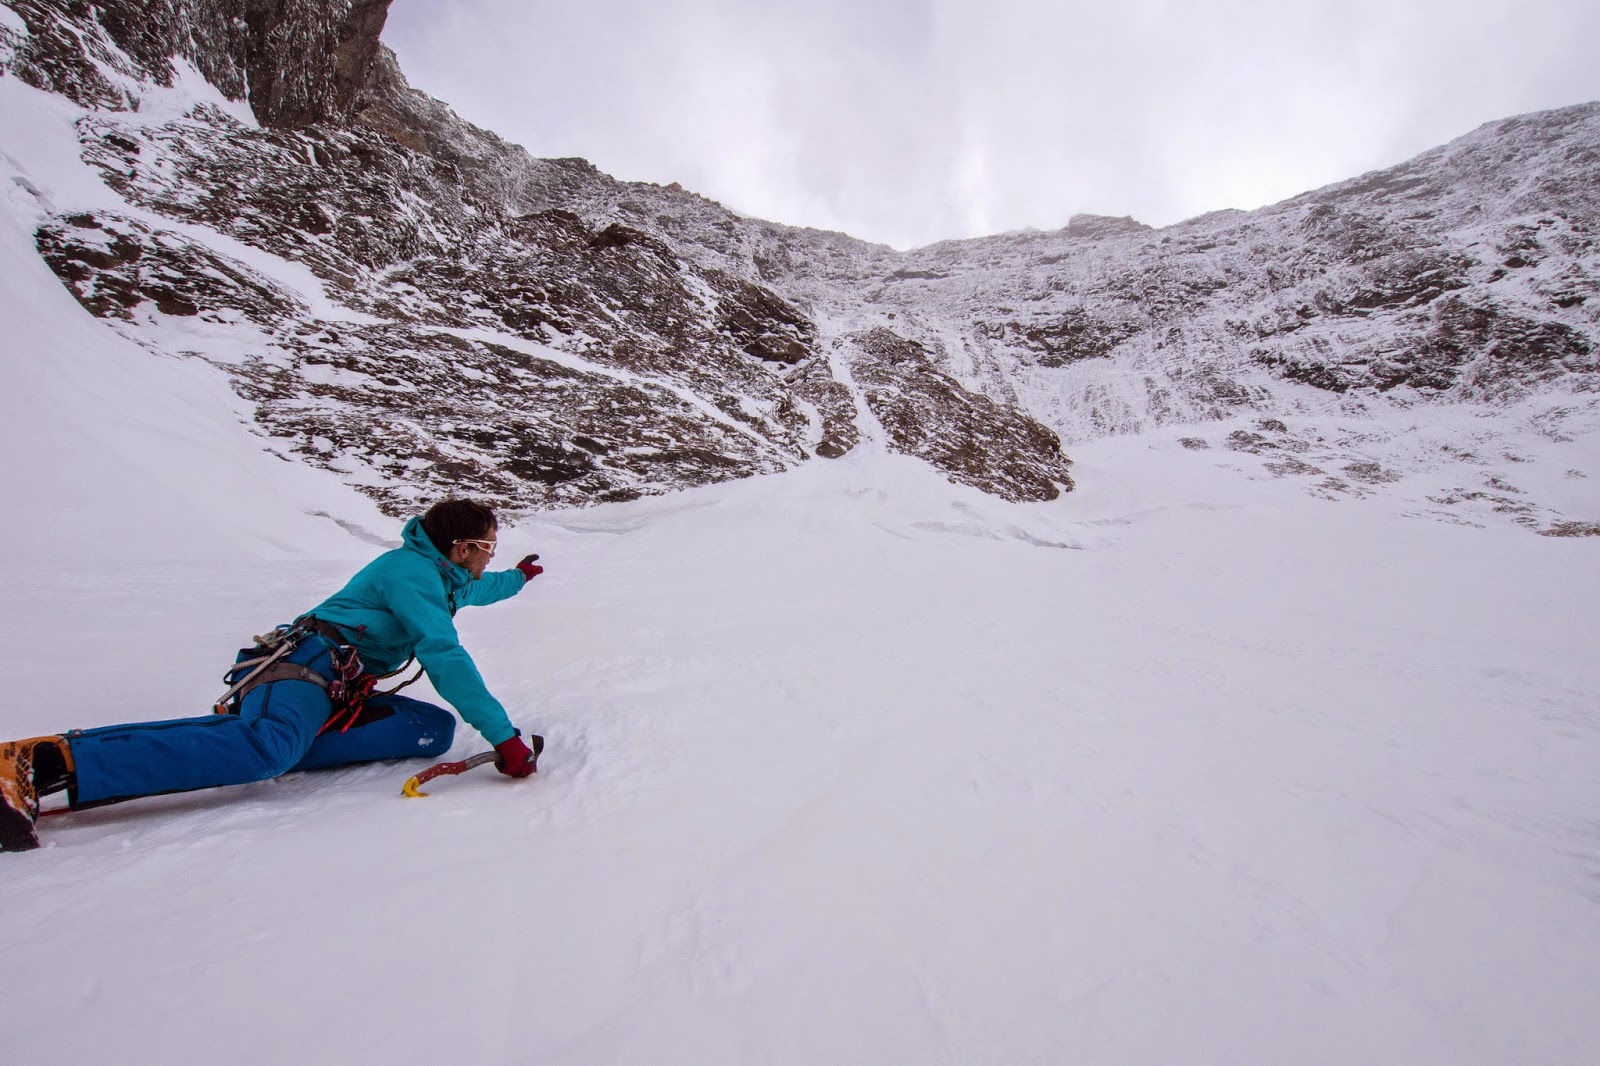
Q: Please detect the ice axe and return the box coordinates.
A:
[401,735,543,797]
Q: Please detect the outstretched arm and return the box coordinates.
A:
[383,568,517,746]
[459,553,543,608]
[458,567,528,608]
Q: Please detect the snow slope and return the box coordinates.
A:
[0,72,390,561]
[3,437,1599,1065]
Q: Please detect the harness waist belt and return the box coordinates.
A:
[244,662,333,692]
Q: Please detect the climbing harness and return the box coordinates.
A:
[212,617,425,733]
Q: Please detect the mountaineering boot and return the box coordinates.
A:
[0,735,74,853]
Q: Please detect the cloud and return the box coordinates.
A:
[384,0,1600,249]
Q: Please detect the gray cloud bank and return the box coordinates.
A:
[385,0,1600,249]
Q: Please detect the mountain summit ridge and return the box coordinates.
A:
[3,1,1597,531]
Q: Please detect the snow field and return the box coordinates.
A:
[4,448,1599,1065]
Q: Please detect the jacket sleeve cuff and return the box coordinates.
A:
[481,722,519,747]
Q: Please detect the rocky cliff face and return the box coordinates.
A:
[4,1,1598,530]
[4,0,391,127]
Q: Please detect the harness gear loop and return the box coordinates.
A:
[211,623,312,714]
[317,641,372,736]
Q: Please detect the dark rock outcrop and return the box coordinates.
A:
[6,0,391,126]
[849,328,1073,502]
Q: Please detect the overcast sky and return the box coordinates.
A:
[383,1,1600,250]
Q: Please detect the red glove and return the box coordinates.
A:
[516,554,544,582]
[494,732,543,778]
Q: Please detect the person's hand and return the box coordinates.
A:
[494,732,543,777]
[516,554,544,581]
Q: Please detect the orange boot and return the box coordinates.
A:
[0,736,74,853]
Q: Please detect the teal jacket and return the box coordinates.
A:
[308,517,528,746]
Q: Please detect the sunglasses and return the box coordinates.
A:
[454,538,498,556]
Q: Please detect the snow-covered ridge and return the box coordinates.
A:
[2,0,1597,532]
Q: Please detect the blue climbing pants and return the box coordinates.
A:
[67,636,455,807]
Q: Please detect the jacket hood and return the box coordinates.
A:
[401,516,470,590]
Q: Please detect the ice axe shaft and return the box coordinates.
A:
[401,751,497,797]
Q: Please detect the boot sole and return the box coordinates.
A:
[0,804,40,852]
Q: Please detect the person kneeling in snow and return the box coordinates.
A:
[0,498,544,853]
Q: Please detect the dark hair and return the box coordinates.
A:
[421,499,497,555]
